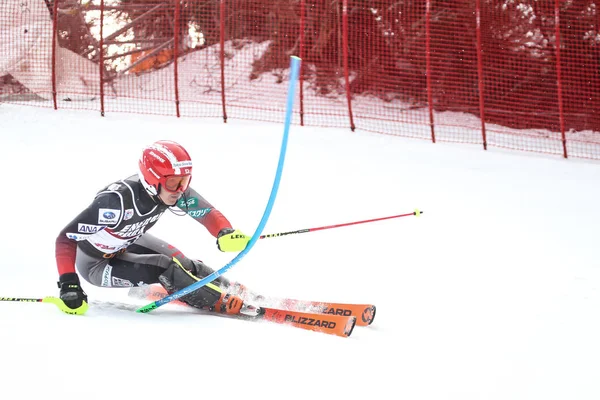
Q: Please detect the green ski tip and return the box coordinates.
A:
[136,303,158,313]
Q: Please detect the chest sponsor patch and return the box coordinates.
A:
[98,208,121,225]
[78,223,105,234]
[115,211,164,238]
[124,209,134,220]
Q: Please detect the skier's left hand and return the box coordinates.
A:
[217,228,250,252]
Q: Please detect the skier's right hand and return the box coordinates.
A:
[58,273,88,313]
[217,228,250,252]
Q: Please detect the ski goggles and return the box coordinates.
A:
[164,175,191,192]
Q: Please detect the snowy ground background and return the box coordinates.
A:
[0,102,598,400]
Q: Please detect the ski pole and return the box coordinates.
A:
[260,209,423,239]
[0,296,88,315]
[135,56,303,313]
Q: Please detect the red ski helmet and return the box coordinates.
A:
[138,140,193,196]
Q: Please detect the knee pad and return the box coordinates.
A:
[158,261,221,309]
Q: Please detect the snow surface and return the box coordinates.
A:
[0,103,599,400]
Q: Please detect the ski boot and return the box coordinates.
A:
[212,291,261,317]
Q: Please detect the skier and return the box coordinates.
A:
[55,140,251,315]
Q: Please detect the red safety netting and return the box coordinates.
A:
[1,0,599,160]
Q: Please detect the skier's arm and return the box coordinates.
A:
[177,187,233,237]
[177,188,250,252]
[55,193,123,275]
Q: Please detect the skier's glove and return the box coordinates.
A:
[217,228,250,252]
[58,273,88,313]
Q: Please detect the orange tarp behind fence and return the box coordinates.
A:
[129,49,174,74]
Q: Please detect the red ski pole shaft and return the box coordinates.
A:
[259,209,423,239]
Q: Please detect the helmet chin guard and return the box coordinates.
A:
[138,140,193,198]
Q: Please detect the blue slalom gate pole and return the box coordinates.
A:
[137,56,302,313]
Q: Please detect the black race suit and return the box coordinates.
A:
[55,174,233,307]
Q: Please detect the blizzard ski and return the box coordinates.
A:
[130,284,376,326]
[263,297,376,327]
[214,283,376,327]
[129,286,356,338]
[250,305,356,338]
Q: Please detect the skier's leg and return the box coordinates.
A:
[157,259,243,314]
[75,233,244,312]
[75,246,166,288]
[123,234,243,313]
[75,248,111,286]
[129,234,232,288]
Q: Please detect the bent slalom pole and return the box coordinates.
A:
[260,209,423,239]
[0,296,88,315]
[136,56,303,313]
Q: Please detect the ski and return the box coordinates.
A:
[129,286,356,338]
[250,305,356,338]
[226,283,376,327]
[271,298,375,327]
[130,284,376,326]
